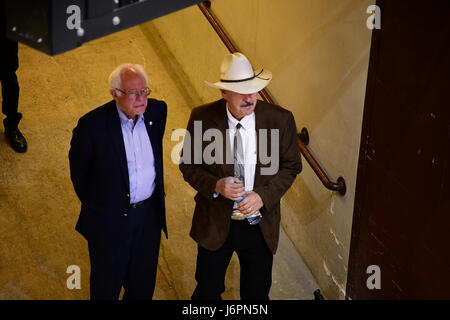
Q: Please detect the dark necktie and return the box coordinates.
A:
[234,123,245,185]
[231,122,262,225]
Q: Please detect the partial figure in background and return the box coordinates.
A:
[1,2,27,153]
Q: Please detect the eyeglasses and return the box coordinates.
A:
[115,87,151,99]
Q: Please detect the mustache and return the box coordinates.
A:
[240,101,254,108]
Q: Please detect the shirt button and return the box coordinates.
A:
[123,213,128,217]
[126,194,130,198]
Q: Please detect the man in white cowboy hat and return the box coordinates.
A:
[179,52,302,300]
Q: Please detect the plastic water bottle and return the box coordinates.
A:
[228,178,262,225]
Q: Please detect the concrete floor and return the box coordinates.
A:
[0,21,319,300]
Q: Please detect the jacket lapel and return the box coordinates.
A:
[144,99,163,183]
[106,102,130,191]
[210,99,234,177]
[254,101,266,187]
[144,103,162,181]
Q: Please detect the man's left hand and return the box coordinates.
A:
[237,191,264,217]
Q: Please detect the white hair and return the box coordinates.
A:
[108,63,149,93]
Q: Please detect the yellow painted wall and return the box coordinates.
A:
[148,0,374,299]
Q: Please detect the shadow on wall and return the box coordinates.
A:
[139,21,204,109]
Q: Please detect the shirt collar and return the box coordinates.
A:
[116,104,144,126]
[225,103,255,130]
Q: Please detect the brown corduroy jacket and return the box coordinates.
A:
[179,98,302,254]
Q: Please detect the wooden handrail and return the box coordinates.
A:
[298,128,346,195]
[198,1,346,195]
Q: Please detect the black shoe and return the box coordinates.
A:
[4,127,27,153]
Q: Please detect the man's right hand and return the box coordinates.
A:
[215,177,245,201]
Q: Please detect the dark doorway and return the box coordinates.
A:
[347,0,450,299]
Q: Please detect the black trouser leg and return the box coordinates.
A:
[1,38,21,130]
[234,223,273,300]
[122,195,162,300]
[192,241,234,300]
[1,71,21,129]
[88,241,129,300]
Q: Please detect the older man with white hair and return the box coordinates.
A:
[69,63,168,300]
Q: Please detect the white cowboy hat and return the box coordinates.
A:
[205,52,272,94]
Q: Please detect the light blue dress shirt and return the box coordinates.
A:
[116,105,156,204]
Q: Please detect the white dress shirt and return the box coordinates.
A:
[226,105,257,191]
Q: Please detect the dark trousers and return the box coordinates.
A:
[1,38,21,129]
[192,220,273,300]
[88,193,162,300]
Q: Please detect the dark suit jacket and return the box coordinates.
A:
[179,99,302,254]
[69,99,167,250]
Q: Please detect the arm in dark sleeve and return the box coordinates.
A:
[69,117,93,205]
